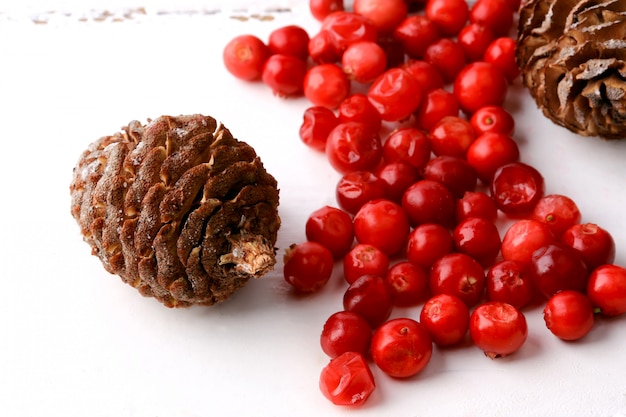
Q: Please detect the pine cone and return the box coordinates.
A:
[70,114,280,307]
[516,0,626,139]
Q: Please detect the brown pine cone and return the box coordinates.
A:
[516,0,626,139]
[70,114,280,307]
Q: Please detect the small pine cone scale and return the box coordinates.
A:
[70,114,281,307]
[516,0,626,139]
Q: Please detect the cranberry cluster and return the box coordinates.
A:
[223,0,626,408]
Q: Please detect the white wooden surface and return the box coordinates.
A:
[1,2,626,416]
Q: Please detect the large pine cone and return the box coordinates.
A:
[516,0,626,139]
[70,114,280,307]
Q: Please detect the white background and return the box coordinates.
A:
[1,1,626,416]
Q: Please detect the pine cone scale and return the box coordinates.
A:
[517,0,626,139]
[135,183,166,258]
[120,218,140,281]
[177,199,222,266]
[160,132,213,186]
[102,175,126,261]
[160,163,210,224]
[154,223,187,290]
[186,247,210,298]
[124,146,166,216]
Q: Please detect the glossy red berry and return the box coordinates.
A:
[529,242,589,299]
[308,30,341,64]
[457,23,495,62]
[322,11,378,53]
[304,63,351,109]
[283,241,335,292]
[453,216,501,267]
[262,54,307,97]
[406,223,454,269]
[343,243,390,284]
[454,61,508,114]
[371,318,433,378]
[470,0,515,37]
[309,0,345,22]
[342,41,388,83]
[385,261,429,306]
[424,38,467,83]
[484,36,520,83]
[486,260,533,309]
[319,351,376,406]
[420,293,470,346]
[353,199,410,256]
[428,116,476,158]
[367,68,423,121]
[338,93,383,134]
[501,219,556,265]
[470,301,528,358]
[425,0,469,36]
[353,0,408,34]
[305,205,354,259]
[267,25,310,61]
[326,122,383,174]
[223,34,270,81]
[456,191,498,222]
[402,179,456,228]
[415,88,460,131]
[490,162,545,216]
[430,252,486,307]
[423,155,478,198]
[336,171,387,215]
[393,15,441,59]
[543,290,594,341]
[561,223,616,271]
[587,264,626,316]
[382,127,432,170]
[402,59,445,93]
[470,105,515,136]
[531,194,582,239]
[343,274,394,328]
[375,160,420,203]
[321,311,372,358]
[299,106,339,152]
[466,131,520,183]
